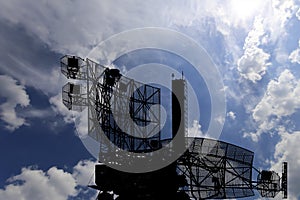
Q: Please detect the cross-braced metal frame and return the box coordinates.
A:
[176,138,254,199]
[85,59,161,155]
[60,55,288,200]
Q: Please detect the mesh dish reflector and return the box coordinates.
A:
[60,55,86,80]
[62,82,87,111]
[177,137,254,199]
[257,170,281,198]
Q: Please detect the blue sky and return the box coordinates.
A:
[1,0,300,199]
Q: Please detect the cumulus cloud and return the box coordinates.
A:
[253,70,300,122]
[0,167,77,200]
[72,160,96,186]
[289,39,300,64]
[237,17,270,82]
[270,129,300,200]
[49,93,89,138]
[0,75,30,131]
[226,111,236,120]
[188,120,205,138]
[0,159,97,200]
[166,0,295,74]
[0,67,66,132]
[244,70,300,141]
[49,93,75,124]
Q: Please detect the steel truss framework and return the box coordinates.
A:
[61,56,87,111]
[176,138,254,199]
[85,58,161,154]
[61,55,161,154]
[60,55,288,200]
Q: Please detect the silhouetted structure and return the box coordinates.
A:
[60,55,288,200]
[172,79,187,152]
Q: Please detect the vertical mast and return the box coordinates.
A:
[172,78,187,149]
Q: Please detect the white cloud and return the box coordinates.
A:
[0,159,97,200]
[72,160,96,186]
[243,132,260,143]
[270,129,300,200]
[49,93,75,124]
[272,0,298,25]
[244,70,300,141]
[49,93,89,138]
[215,115,225,127]
[0,67,67,132]
[188,120,205,138]
[253,70,300,122]
[237,17,270,82]
[0,167,77,200]
[0,75,30,131]
[0,0,170,56]
[20,108,54,119]
[0,0,296,99]
[289,39,300,64]
[1,55,66,96]
[243,118,279,142]
[74,109,89,138]
[267,0,298,42]
[0,0,283,69]
[0,0,296,70]
[296,7,300,20]
[226,111,236,120]
[164,0,295,74]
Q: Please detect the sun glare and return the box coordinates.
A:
[231,0,262,19]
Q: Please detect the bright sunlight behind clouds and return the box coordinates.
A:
[230,0,264,19]
[0,0,300,199]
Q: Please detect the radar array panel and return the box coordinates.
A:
[60,55,288,200]
[177,138,254,199]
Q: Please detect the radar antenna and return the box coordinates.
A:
[60,55,288,200]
